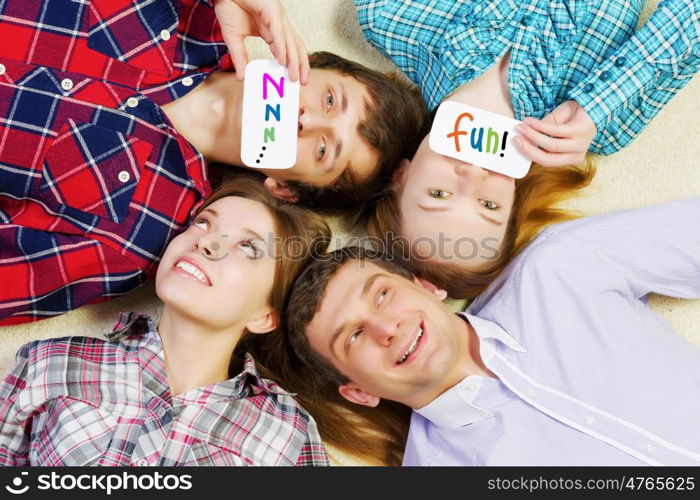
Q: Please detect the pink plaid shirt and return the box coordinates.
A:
[0,313,329,466]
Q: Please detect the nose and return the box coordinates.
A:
[195,232,227,259]
[454,163,489,193]
[298,107,330,136]
[455,162,488,180]
[365,313,400,346]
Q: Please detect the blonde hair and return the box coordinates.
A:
[368,157,597,299]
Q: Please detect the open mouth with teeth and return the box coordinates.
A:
[174,260,211,286]
[396,325,424,365]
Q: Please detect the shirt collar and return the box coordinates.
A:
[415,375,494,428]
[105,312,291,404]
[456,311,527,354]
[105,311,159,345]
[172,353,292,405]
[415,313,526,428]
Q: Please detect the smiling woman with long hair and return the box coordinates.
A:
[0,175,331,466]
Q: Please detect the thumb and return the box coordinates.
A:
[540,100,579,126]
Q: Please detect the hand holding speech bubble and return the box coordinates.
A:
[241,59,300,169]
[429,101,532,179]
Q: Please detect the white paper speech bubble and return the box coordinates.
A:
[428,101,531,179]
[241,59,300,169]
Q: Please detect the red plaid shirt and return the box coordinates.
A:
[0,312,329,466]
[0,0,231,325]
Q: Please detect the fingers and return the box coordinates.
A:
[282,21,299,81]
[295,33,310,85]
[515,123,577,153]
[523,116,581,138]
[257,4,307,82]
[277,14,308,82]
[516,100,595,166]
[537,100,579,125]
[227,35,250,80]
[265,12,288,70]
[524,100,596,138]
[224,0,307,83]
[513,135,585,167]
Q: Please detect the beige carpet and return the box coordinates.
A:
[1,0,698,465]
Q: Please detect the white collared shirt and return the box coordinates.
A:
[406,197,700,466]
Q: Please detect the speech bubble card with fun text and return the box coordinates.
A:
[429,101,531,179]
[241,59,300,169]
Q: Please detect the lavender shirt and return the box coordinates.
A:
[404,197,700,466]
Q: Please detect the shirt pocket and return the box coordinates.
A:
[187,441,253,466]
[39,119,152,224]
[86,0,179,77]
[30,397,117,466]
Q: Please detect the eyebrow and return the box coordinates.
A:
[200,208,219,218]
[332,83,348,165]
[328,272,386,356]
[479,213,503,226]
[242,227,269,251]
[419,204,504,226]
[418,204,448,213]
[340,82,347,113]
[334,138,343,165]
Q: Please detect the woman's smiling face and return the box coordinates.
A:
[156,196,278,332]
[398,135,516,271]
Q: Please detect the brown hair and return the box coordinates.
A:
[194,174,331,364]
[252,247,413,466]
[286,51,428,217]
[368,157,597,299]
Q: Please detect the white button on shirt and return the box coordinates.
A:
[181,76,194,87]
[0,64,6,75]
[61,78,73,91]
[126,97,139,108]
[118,171,130,183]
[136,458,148,466]
[160,29,171,41]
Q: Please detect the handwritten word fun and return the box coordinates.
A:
[447,112,509,157]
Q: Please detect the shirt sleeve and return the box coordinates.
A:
[568,0,700,155]
[537,196,700,300]
[354,0,470,109]
[0,344,34,466]
[0,225,146,325]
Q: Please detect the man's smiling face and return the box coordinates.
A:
[258,68,379,188]
[304,260,472,408]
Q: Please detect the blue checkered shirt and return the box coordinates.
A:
[356,0,700,154]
